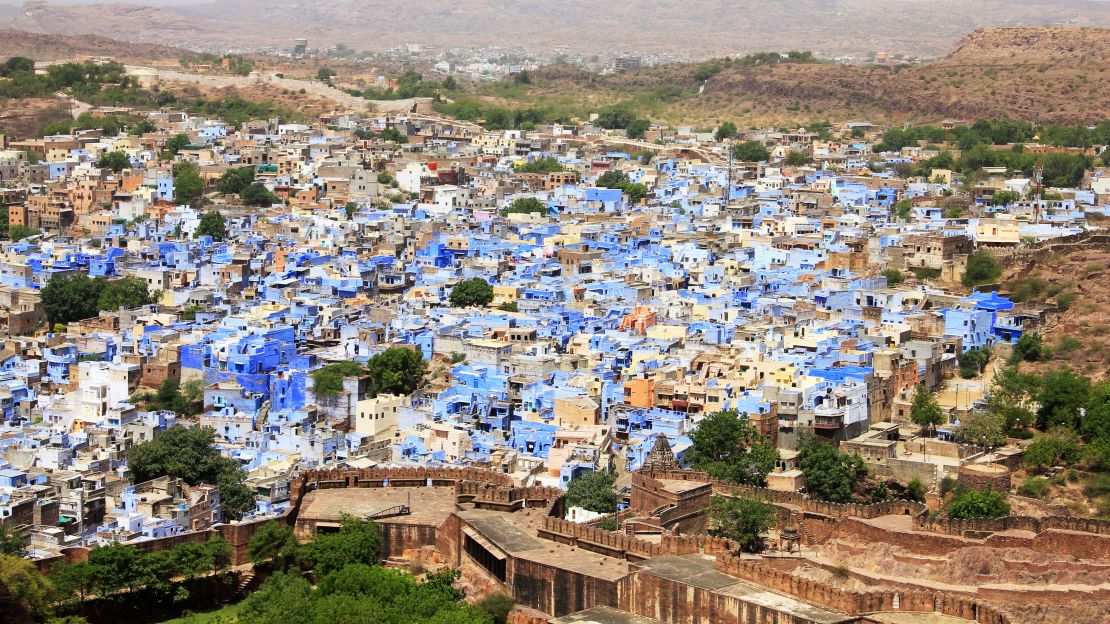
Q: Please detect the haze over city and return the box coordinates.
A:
[0,3,1109,624]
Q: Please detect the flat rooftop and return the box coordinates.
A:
[554,606,665,624]
[635,554,853,624]
[655,478,709,494]
[297,486,457,527]
[457,508,632,582]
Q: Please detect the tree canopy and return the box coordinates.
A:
[514,157,564,173]
[365,348,426,398]
[946,486,1010,520]
[41,274,104,327]
[97,275,158,312]
[686,409,779,486]
[96,150,130,173]
[564,469,619,513]
[240,182,278,207]
[312,360,367,400]
[798,436,867,503]
[962,249,1002,288]
[173,162,205,206]
[196,210,228,240]
[217,166,255,194]
[450,278,494,308]
[500,197,547,217]
[127,425,256,519]
[910,386,945,434]
[299,515,382,577]
[708,495,776,553]
[715,122,737,142]
[732,140,770,162]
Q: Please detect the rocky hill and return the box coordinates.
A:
[0,28,186,60]
[4,0,1110,56]
[501,28,1110,125]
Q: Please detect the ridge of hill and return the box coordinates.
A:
[0,27,189,61]
[489,28,1110,125]
[5,0,1110,56]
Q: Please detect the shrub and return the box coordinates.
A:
[946,487,1010,519]
[1017,477,1049,499]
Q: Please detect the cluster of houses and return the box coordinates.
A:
[0,102,1107,559]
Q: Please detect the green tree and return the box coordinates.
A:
[910,386,945,435]
[956,409,1006,450]
[1036,368,1090,430]
[217,166,255,194]
[988,190,1020,206]
[365,347,426,398]
[49,560,96,612]
[882,269,904,286]
[798,436,867,503]
[0,553,54,621]
[8,225,39,241]
[785,150,809,166]
[500,197,547,217]
[475,592,514,624]
[311,360,366,400]
[625,118,650,140]
[240,182,277,207]
[449,278,493,308]
[596,170,629,189]
[173,163,205,206]
[249,521,299,570]
[946,487,1010,519]
[128,119,157,135]
[957,347,991,379]
[893,198,913,221]
[687,410,779,486]
[96,150,130,173]
[379,127,407,143]
[622,182,648,203]
[962,249,1002,288]
[514,157,564,173]
[906,478,926,502]
[1013,333,1051,363]
[1025,426,1083,472]
[317,67,336,83]
[594,106,636,130]
[564,470,618,513]
[732,140,770,162]
[41,274,105,326]
[715,121,737,142]
[984,365,1037,431]
[97,275,157,312]
[1,56,35,76]
[165,133,190,155]
[196,210,227,240]
[708,495,776,553]
[126,425,256,519]
[693,62,722,82]
[497,301,518,312]
[300,515,381,577]
[0,525,25,556]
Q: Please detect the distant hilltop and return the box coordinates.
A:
[943,27,1110,65]
[5,0,1110,56]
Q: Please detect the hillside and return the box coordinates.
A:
[5,0,1110,56]
[0,28,187,60]
[999,237,1110,379]
[477,28,1110,126]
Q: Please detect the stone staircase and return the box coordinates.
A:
[235,569,256,597]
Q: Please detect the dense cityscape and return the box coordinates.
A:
[1,10,1110,624]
